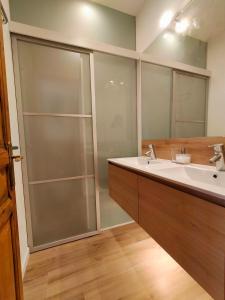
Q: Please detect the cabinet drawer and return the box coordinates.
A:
[108,164,138,222]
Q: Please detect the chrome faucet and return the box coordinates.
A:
[144,144,157,160]
[209,144,225,171]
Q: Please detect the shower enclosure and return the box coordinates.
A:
[13,36,100,251]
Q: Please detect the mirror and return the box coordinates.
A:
[141,0,225,140]
[141,62,208,139]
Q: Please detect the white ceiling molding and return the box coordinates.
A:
[9,21,139,60]
[9,21,211,77]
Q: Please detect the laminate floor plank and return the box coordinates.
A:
[23,223,212,300]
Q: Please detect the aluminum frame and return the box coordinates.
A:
[23,112,92,118]
[90,53,101,232]
[137,60,142,156]
[30,230,100,253]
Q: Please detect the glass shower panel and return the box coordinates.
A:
[16,39,97,248]
[141,63,172,140]
[94,52,137,228]
[17,41,92,115]
[29,178,96,246]
[173,71,207,137]
[23,116,94,181]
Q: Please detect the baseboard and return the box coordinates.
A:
[22,247,30,278]
[102,220,135,231]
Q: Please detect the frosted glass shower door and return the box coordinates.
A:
[94,53,137,228]
[14,38,98,249]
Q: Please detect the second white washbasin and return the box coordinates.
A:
[157,165,225,188]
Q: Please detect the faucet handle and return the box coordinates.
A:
[148,144,157,159]
[148,144,154,149]
[208,144,224,152]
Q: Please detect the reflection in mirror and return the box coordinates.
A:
[141,62,208,140]
[144,0,225,69]
[142,63,171,140]
[142,0,225,140]
[172,71,207,138]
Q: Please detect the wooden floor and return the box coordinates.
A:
[23,223,212,300]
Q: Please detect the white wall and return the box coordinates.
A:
[1,0,29,275]
[136,0,188,52]
[207,30,225,136]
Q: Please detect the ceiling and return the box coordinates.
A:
[91,0,145,16]
[177,0,225,41]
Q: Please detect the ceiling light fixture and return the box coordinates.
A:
[160,10,173,29]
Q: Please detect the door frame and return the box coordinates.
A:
[11,34,101,252]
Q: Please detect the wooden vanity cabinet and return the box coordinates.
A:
[108,162,225,300]
[108,164,139,222]
[139,176,225,300]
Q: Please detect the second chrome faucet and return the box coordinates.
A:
[144,144,157,160]
[209,144,225,171]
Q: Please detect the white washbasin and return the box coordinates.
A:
[158,165,225,188]
[137,156,164,165]
[108,157,167,168]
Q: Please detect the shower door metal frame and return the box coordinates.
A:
[12,35,101,252]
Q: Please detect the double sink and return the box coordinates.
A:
[108,156,225,198]
[108,156,225,299]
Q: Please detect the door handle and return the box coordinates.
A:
[12,155,23,162]
[6,143,23,189]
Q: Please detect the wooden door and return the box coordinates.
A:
[0,17,23,300]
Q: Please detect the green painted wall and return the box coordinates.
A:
[145,30,207,68]
[9,0,136,49]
